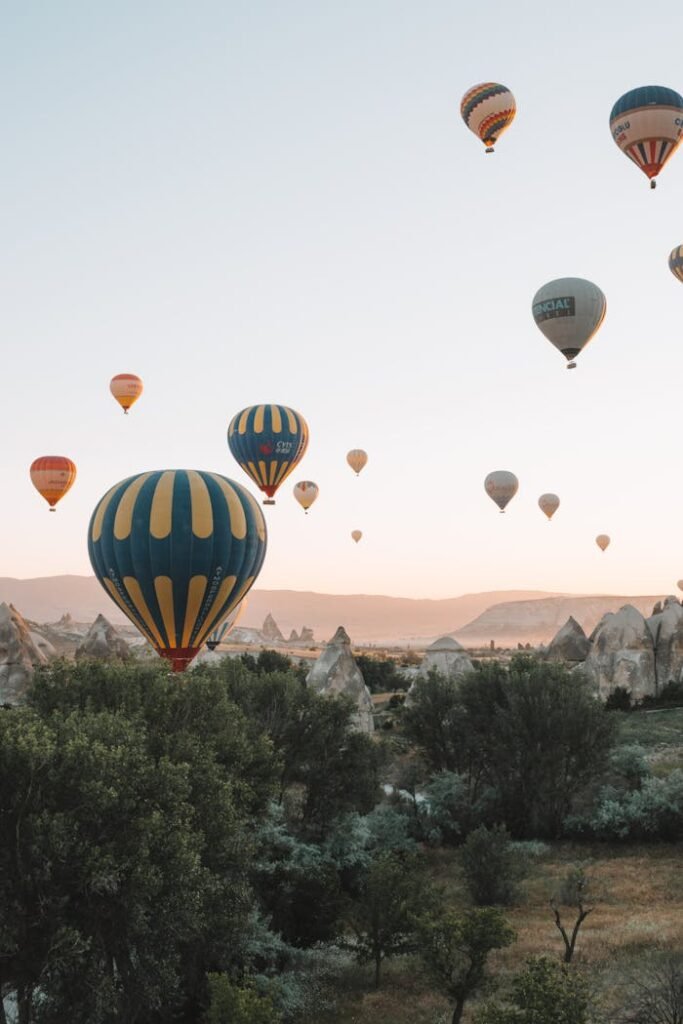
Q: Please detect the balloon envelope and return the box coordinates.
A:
[228,404,309,504]
[30,456,77,510]
[596,534,610,552]
[346,449,368,475]
[678,580,683,593]
[484,471,518,512]
[110,373,143,414]
[293,480,319,513]
[461,82,516,151]
[538,493,560,520]
[532,278,606,368]
[351,530,362,543]
[669,246,683,282]
[88,470,267,671]
[610,86,683,185]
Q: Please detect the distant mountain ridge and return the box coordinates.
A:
[0,577,556,643]
[0,576,670,646]
[454,594,666,645]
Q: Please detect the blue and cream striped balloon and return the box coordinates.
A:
[88,470,267,671]
[228,404,309,504]
[669,245,683,282]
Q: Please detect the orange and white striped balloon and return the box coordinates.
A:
[110,373,143,414]
[30,456,77,511]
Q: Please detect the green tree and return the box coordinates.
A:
[219,663,382,838]
[461,825,526,906]
[343,853,428,988]
[204,974,278,1024]
[418,907,515,1024]
[475,956,593,1024]
[3,659,282,1023]
[355,656,407,694]
[401,671,468,773]
[458,657,616,838]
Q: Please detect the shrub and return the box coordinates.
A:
[575,770,683,841]
[423,772,498,845]
[204,974,278,1024]
[461,825,527,906]
[609,743,649,789]
[605,686,632,711]
[641,679,683,708]
[475,955,593,1024]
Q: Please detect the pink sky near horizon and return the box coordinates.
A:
[3,2,683,602]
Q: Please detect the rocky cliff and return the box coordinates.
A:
[306,626,374,733]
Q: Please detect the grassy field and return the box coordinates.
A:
[615,706,683,775]
[321,842,683,1024]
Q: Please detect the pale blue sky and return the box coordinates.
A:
[3,0,683,598]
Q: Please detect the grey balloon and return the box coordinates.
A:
[532,277,606,369]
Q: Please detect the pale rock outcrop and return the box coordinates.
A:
[418,636,474,681]
[75,614,130,661]
[29,630,57,660]
[582,605,656,700]
[299,626,314,644]
[306,626,374,733]
[288,629,299,642]
[545,617,591,663]
[262,613,284,643]
[0,603,48,703]
[646,596,683,690]
[405,636,473,704]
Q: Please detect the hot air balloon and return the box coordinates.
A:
[538,493,560,521]
[461,82,516,153]
[206,598,248,651]
[484,471,518,513]
[293,480,319,514]
[677,580,683,593]
[351,530,362,543]
[596,534,610,552]
[610,86,683,188]
[228,404,308,505]
[347,449,368,476]
[30,456,77,511]
[110,374,144,414]
[532,278,606,369]
[669,246,683,282]
[88,470,267,671]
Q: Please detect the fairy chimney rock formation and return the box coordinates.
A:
[646,596,683,690]
[306,626,374,733]
[546,617,591,663]
[0,603,48,704]
[288,629,299,642]
[418,636,474,681]
[262,613,284,643]
[299,626,314,643]
[582,605,656,700]
[75,614,130,662]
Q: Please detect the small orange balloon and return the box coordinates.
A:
[30,456,77,511]
[110,373,143,414]
[351,530,363,544]
[347,449,368,476]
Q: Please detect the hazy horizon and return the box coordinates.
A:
[4,1,683,601]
